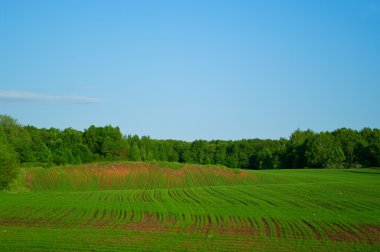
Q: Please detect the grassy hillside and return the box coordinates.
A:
[24,162,256,191]
[0,162,379,251]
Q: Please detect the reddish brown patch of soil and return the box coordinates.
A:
[197,216,212,234]
[25,172,36,187]
[362,224,380,234]
[93,209,107,227]
[187,224,196,233]
[81,209,99,227]
[271,218,283,238]
[0,215,52,228]
[52,208,77,225]
[109,163,131,176]
[163,168,185,177]
[290,220,305,239]
[218,219,258,236]
[119,212,169,232]
[261,217,271,237]
[302,220,322,240]
[363,225,380,243]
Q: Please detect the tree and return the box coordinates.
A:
[1,114,379,170]
[213,141,227,166]
[286,129,315,168]
[0,115,33,163]
[24,126,53,165]
[191,140,210,164]
[129,144,141,161]
[333,128,361,167]
[359,128,380,167]
[179,145,195,163]
[83,125,125,160]
[0,143,18,189]
[305,132,345,168]
[226,143,239,168]
[237,140,253,168]
[61,128,92,163]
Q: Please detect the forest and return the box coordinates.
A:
[1,114,379,189]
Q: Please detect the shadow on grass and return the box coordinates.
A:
[344,169,380,175]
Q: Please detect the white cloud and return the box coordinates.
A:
[0,91,102,104]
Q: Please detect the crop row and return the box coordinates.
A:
[1,182,379,243]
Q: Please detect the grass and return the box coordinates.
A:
[0,162,379,251]
[148,160,185,170]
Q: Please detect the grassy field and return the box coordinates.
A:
[0,162,379,251]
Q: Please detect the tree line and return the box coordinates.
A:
[1,115,379,188]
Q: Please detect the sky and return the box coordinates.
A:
[1,0,379,141]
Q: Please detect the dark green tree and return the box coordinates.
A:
[286,129,315,168]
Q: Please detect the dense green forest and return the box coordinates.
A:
[1,115,379,188]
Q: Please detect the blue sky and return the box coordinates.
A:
[1,0,379,141]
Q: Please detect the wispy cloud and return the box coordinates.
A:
[0,91,102,104]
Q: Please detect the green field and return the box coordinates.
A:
[0,162,379,251]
